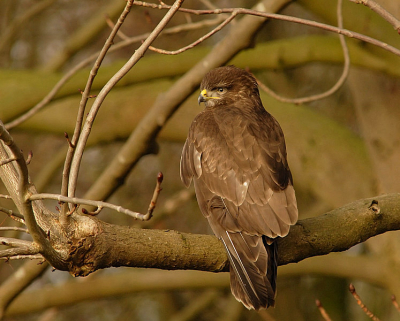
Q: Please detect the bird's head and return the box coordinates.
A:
[198,65,260,108]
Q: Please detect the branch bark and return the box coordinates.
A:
[20,193,397,277]
[5,236,400,317]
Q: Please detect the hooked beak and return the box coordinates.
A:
[198,89,207,105]
[198,89,220,105]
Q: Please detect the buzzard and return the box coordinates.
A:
[180,65,298,310]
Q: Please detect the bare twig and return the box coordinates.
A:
[62,0,136,206]
[105,15,130,40]
[0,206,25,224]
[143,188,195,227]
[148,12,238,55]
[29,194,152,221]
[0,246,40,258]
[0,254,43,261]
[349,283,381,321]
[81,206,103,216]
[0,237,33,248]
[315,299,332,321]
[67,0,183,201]
[25,151,33,165]
[0,157,17,166]
[256,0,350,104]
[0,194,12,200]
[348,0,400,33]
[30,172,163,221]
[83,0,290,203]
[5,0,399,130]
[133,1,400,56]
[0,227,29,234]
[4,16,225,130]
[391,295,400,313]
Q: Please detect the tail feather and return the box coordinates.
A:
[221,231,277,310]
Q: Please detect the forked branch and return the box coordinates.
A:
[29,172,163,221]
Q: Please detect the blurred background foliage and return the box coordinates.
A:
[1,0,400,320]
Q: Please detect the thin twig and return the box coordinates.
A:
[0,207,25,224]
[0,246,40,260]
[133,1,400,57]
[0,237,33,248]
[0,254,43,260]
[67,0,183,201]
[143,188,195,227]
[81,206,103,216]
[348,0,400,33]
[0,227,29,234]
[25,151,33,165]
[5,1,399,130]
[62,0,136,206]
[148,12,237,55]
[4,16,224,131]
[105,15,130,40]
[391,295,400,313]
[0,194,12,200]
[315,299,332,321]
[30,172,163,221]
[0,158,17,167]
[256,0,350,104]
[349,283,381,321]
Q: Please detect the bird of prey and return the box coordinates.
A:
[180,65,298,310]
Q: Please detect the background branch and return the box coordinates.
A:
[83,0,290,203]
[41,193,400,277]
[134,1,400,56]
[67,0,183,199]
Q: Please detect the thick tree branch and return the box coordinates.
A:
[55,193,400,277]
[3,193,398,317]
[278,194,400,264]
[0,122,45,247]
[5,248,400,317]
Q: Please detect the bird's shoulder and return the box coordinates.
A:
[189,105,285,153]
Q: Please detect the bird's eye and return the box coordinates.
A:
[217,88,225,92]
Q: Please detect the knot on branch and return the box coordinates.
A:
[67,235,96,277]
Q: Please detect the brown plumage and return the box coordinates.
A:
[180,65,298,310]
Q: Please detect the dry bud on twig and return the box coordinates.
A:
[349,283,381,321]
[391,295,400,313]
[315,299,332,321]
